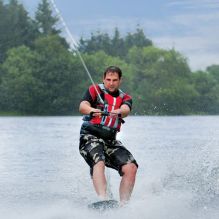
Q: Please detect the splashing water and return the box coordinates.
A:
[0,116,219,219]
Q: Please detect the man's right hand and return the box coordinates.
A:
[90,109,102,117]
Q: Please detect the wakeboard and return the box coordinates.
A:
[88,200,119,211]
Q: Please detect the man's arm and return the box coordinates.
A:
[79,100,101,115]
[111,92,132,118]
[120,104,131,118]
[111,104,130,118]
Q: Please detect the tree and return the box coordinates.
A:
[0,46,39,113]
[0,35,84,115]
[124,27,152,51]
[110,28,124,57]
[35,0,60,35]
[78,27,152,59]
[79,31,111,54]
[0,0,38,63]
[207,64,219,82]
[0,0,6,61]
[32,35,82,114]
[127,46,196,115]
[191,70,219,114]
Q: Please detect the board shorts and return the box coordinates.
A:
[79,134,138,176]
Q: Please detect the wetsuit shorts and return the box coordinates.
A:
[79,134,138,176]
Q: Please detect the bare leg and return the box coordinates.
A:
[119,163,137,204]
[92,161,107,200]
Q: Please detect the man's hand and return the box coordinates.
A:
[90,108,102,117]
[109,109,122,118]
[110,105,130,118]
[79,101,102,116]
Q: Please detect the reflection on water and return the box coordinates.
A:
[0,116,219,219]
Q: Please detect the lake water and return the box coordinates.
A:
[0,116,219,219]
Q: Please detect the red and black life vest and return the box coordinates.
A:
[89,84,125,131]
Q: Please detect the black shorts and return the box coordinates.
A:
[79,134,138,176]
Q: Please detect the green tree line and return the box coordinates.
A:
[0,0,219,115]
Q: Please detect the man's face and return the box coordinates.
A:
[103,72,121,93]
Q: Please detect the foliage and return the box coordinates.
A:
[0,0,219,115]
[32,35,83,114]
[0,46,37,112]
[126,46,197,115]
[0,0,38,63]
[0,36,83,115]
[35,0,60,35]
[79,27,152,58]
[191,70,219,114]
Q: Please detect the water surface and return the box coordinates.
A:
[0,116,219,218]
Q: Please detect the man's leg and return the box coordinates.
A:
[79,134,107,199]
[92,161,108,200]
[119,163,137,203]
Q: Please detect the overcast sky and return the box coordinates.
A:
[19,0,219,71]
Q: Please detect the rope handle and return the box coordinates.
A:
[90,111,125,124]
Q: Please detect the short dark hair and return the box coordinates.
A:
[104,66,122,79]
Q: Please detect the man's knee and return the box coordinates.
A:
[94,160,105,168]
[121,163,137,177]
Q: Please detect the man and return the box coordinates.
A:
[79,66,138,204]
